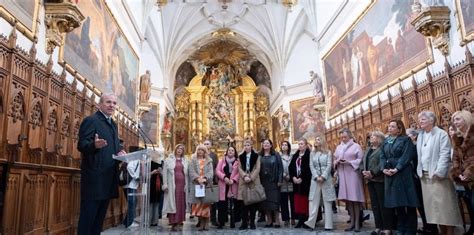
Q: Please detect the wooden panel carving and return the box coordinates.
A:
[46,104,58,154]
[432,77,450,98]
[12,56,30,81]
[32,69,47,93]
[48,174,72,234]
[0,34,137,234]
[452,66,471,90]
[3,173,21,235]
[327,54,474,163]
[19,173,48,235]
[28,95,43,150]
[7,83,26,145]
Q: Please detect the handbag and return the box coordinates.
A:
[201,185,219,204]
[243,183,266,205]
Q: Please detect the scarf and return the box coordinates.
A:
[226,155,236,173]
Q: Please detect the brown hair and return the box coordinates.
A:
[389,119,406,136]
[174,144,185,157]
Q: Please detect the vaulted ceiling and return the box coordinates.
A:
[138,0,344,91]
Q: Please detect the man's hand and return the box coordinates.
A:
[94,134,108,149]
[117,150,127,156]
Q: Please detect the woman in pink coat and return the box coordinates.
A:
[216,146,240,229]
[334,128,365,232]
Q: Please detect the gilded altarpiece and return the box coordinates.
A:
[174,67,268,154]
[172,40,271,154]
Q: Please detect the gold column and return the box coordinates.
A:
[235,87,257,138]
[186,86,207,140]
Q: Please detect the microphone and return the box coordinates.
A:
[137,121,156,151]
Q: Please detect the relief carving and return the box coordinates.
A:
[47,108,58,134]
[8,89,25,123]
[255,92,269,113]
[61,114,70,137]
[29,99,42,129]
[460,97,474,113]
[175,91,189,113]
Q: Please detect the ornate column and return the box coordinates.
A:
[236,86,257,139]
[186,86,206,144]
[44,0,85,54]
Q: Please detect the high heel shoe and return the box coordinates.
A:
[345,226,355,231]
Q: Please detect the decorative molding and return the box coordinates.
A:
[411,6,451,56]
[44,0,85,54]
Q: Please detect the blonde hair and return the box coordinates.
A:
[194,144,209,158]
[452,110,473,130]
[370,131,386,147]
[173,144,185,157]
[312,134,329,154]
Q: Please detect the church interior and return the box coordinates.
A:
[0,0,473,234]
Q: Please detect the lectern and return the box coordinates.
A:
[113,149,159,234]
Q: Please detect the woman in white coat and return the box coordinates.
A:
[304,134,336,231]
[417,111,461,235]
[162,144,189,231]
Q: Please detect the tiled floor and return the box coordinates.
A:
[102,208,471,235]
[103,209,377,234]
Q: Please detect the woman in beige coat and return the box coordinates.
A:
[162,144,189,231]
[189,144,214,231]
[305,134,336,230]
[238,140,261,230]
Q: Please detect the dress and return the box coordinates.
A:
[168,159,186,224]
[259,154,283,211]
[191,158,211,218]
[289,149,312,216]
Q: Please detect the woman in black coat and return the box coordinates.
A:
[289,138,312,228]
[380,120,419,234]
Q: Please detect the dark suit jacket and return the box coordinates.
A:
[78,111,121,200]
[289,148,312,196]
[360,147,384,183]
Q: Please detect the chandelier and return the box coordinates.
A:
[156,0,168,10]
[282,0,297,9]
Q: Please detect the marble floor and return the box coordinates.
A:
[101,208,469,235]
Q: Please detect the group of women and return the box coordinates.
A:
[154,109,474,235]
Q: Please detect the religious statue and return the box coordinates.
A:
[309,71,324,103]
[161,111,173,135]
[139,70,152,104]
[279,112,290,132]
[258,121,269,141]
[255,92,269,113]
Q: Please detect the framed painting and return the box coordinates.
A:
[140,103,159,146]
[0,0,40,40]
[323,0,433,118]
[60,0,138,115]
[271,115,280,149]
[290,97,325,143]
[455,0,474,45]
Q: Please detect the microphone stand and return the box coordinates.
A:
[137,123,156,151]
[134,122,148,150]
